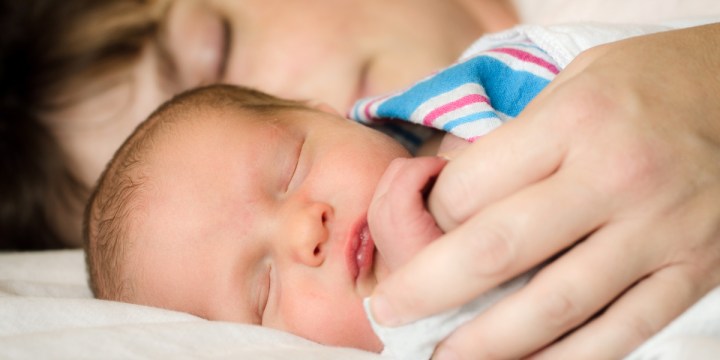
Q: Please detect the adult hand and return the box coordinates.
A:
[370,23,720,359]
[368,157,447,271]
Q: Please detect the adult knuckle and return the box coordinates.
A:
[621,315,658,347]
[442,170,478,219]
[595,142,663,196]
[537,286,586,331]
[428,177,469,229]
[551,71,670,197]
[697,245,720,286]
[683,211,720,281]
[662,264,709,306]
[570,44,610,69]
[551,77,618,134]
[465,223,515,276]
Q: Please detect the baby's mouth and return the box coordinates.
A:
[347,222,376,285]
[356,225,373,270]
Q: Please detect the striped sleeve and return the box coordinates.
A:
[350,38,559,143]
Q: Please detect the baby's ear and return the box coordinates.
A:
[306,100,341,116]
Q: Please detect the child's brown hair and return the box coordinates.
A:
[83,84,310,301]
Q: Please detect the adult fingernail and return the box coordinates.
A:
[437,149,462,161]
[371,295,400,326]
[433,345,460,360]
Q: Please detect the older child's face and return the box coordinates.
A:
[130,105,409,351]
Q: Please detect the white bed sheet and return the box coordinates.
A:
[3,250,720,359]
[0,250,379,359]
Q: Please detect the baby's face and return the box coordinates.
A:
[128,105,409,351]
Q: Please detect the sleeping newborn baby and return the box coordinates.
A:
[84,23,669,357]
[82,81,532,351]
[83,84,538,356]
[85,84,415,351]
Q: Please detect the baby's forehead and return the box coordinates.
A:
[145,103,244,144]
[159,99,287,131]
[139,105,271,173]
[132,89,317,175]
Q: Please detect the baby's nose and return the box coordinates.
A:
[284,201,332,267]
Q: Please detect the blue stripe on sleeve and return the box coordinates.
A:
[375,55,550,119]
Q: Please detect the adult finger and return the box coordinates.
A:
[426,42,603,233]
[530,192,720,359]
[431,218,660,359]
[427,87,569,233]
[370,165,609,326]
[532,265,708,360]
[432,182,720,360]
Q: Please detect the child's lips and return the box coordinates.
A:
[346,221,375,285]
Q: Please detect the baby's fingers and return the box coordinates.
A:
[368,157,447,270]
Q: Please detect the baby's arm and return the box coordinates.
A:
[368,157,447,271]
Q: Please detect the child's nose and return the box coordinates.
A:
[283,201,332,267]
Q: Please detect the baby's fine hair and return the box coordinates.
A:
[83,84,311,301]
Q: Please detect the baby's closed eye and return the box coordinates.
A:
[285,136,306,193]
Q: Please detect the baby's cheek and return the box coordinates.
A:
[274,292,382,352]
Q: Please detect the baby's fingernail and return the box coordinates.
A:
[371,295,400,326]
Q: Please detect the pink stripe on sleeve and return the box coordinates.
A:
[489,48,560,74]
[363,95,389,121]
[423,93,489,126]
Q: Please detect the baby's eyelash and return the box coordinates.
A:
[285,137,305,192]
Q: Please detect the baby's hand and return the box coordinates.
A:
[368,157,447,271]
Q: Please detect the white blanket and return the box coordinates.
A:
[0,250,378,359]
[3,250,720,359]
